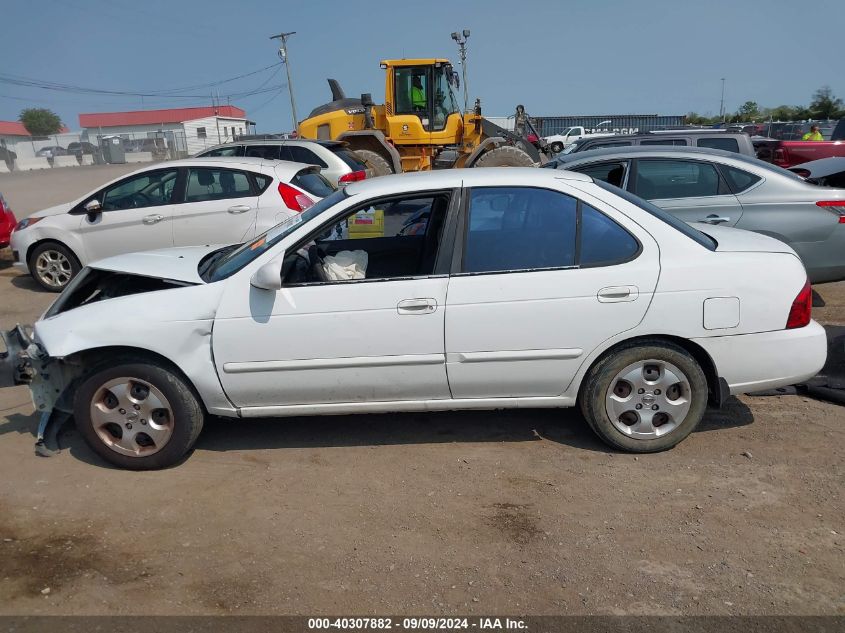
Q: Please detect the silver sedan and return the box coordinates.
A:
[545,146,845,283]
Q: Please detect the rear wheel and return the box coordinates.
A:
[355,149,394,177]
[29,242,80,292]
[473,145,536,168]
[579,341,708,452]
[74,362,204,470]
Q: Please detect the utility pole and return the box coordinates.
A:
[719,77,726,124]
[270,31,298,132]
[451,29,470,113]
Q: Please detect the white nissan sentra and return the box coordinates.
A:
[1,168,826,469]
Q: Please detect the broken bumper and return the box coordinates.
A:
[1,324,38,386]
[1,324,66,414]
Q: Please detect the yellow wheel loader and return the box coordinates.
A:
[297,58,549,175]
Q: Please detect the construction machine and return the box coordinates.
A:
[297,58,549,175]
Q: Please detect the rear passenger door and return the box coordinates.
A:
[631,158,743,227]
[171,166,261,247]
[444,186,660,399]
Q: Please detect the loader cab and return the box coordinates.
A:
[384,59,462,142]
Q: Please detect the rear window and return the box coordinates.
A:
[593,179,717,251]
[292,170,336,198]
[334,149,367,171]
[697,137,740,153]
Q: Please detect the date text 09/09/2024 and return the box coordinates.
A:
[307,618,527,630]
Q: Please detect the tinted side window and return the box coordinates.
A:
[590,141,632,150]
[289,146,329,168]
[185,168,252,202]
[201,145,243,157]
[245,145,281,159]
[697,137,740,152]
[641,139,687,146]
[580,204,640,266]
[635,160,721,199]
[252,173,272,193]
[571,161,628,188]
[464,187,577,273]
[102,169,178,210]
[720,164,762,193]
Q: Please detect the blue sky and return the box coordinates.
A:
[1,0,843,132]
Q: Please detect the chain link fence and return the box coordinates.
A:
[0,130,190,171]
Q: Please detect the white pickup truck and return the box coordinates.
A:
[544,127,619,153]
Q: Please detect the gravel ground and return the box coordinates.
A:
[0,168,842,616]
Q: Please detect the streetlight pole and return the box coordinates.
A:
[719,77,726,124]
[270,31,299,132]
[451,29,470,113]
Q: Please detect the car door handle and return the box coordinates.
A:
[142,214,164,224]
[701,214,731,224]
[228,204,251,214]
[397,298,437,314]
[597,286,639,303]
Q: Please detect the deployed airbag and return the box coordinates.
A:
[321,250,368,281]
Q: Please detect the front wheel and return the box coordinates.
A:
[74,362,205,470]
[550,141,564,154]
[28,242,81,292]
[579,341,708,452]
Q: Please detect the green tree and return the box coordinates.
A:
[809,86,843,119]
[736,101,760,121]
[766,105,800,121]
[19,108,63,137]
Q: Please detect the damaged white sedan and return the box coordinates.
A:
[1,168,827,469]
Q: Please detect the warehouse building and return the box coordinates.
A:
[78,105,255,157]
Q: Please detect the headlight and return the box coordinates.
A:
[14,217,44,232]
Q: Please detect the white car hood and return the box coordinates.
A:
[30,202,73,219]
[89,245,226,283]
[691,223,795,254]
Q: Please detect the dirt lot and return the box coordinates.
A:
[0,168,842,616]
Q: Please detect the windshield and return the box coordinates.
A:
[204,189,347,282]
[434,65,460,126]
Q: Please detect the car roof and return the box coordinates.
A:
[344,167,590,197]
[204,139,344,150]
[133,157,316,176]
[551,145,805,179]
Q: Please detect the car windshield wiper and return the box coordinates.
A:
[199,245,239,280]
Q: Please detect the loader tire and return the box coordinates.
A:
[356,149,394,177]
[472,145,536,168]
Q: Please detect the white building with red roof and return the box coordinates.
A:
[78,105,254,156]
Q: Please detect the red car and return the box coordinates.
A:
[0,193,17,249]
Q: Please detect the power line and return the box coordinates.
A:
[0,63,283,100]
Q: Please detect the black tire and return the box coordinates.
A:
[28,241,81,292]
[579,341,708,453]
[74,361,204,470]
[355,149,394,177]
[550,141,564,154]
[473,145,536,168]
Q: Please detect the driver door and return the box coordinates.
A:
[76,167,181,263]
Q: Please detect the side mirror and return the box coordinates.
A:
[84,199,101,212]
[250,253,285,291]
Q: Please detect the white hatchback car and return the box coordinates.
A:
[10,157,334,291]
[2,168,826,469]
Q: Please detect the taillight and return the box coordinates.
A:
[338,170,366,185]
[277,183,314,212]
[785,279,812,329]
[815,200,845,222]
